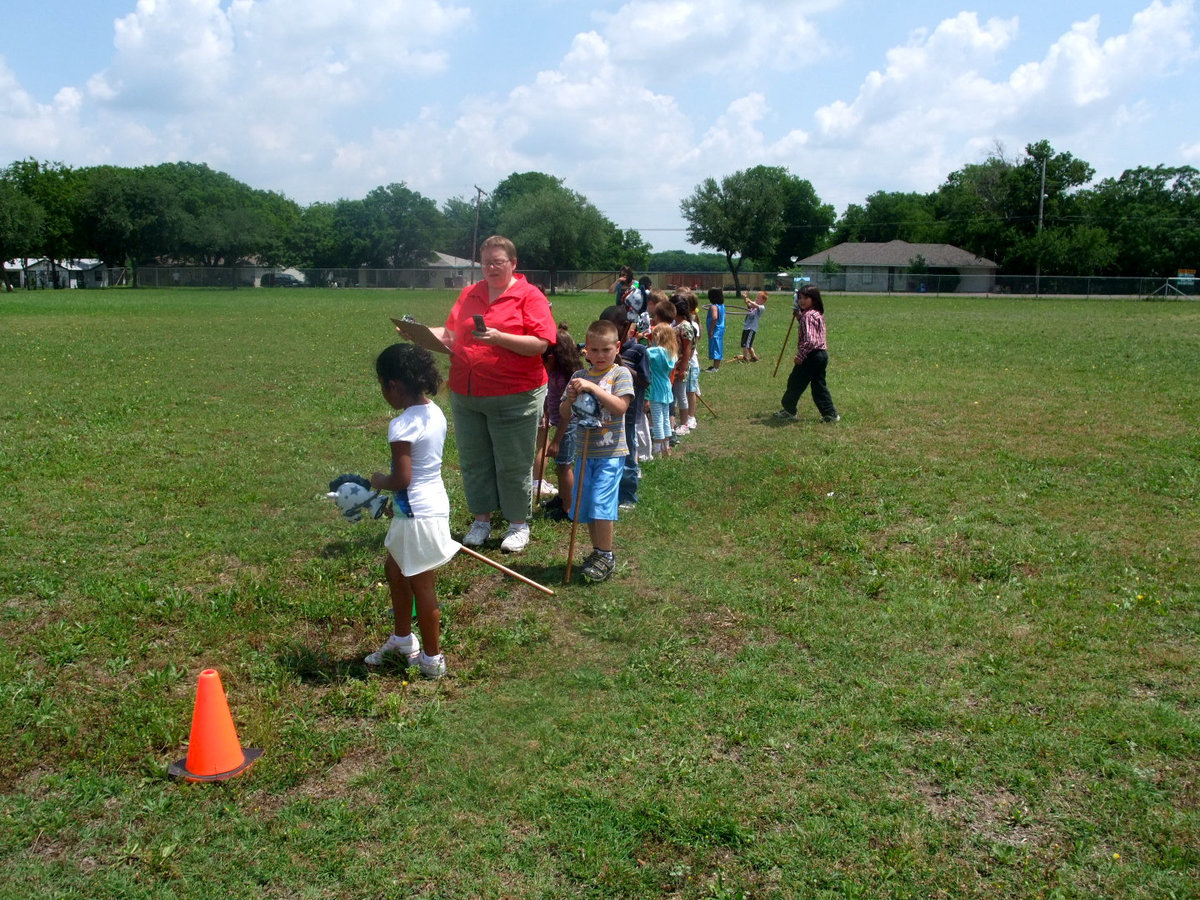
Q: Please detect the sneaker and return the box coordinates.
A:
[686,417,697,429]
[365,633,420,666]
[822,414,841,423]
[462,520,492,547]
[500,524,530,553]
[533,479,558,498]
[418,650,446,679]
[704,366,719,373]
[674,425,689,436]
[773,409,798,421]
[618,501,636,511]
[581,550,616,583]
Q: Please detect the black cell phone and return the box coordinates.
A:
[472,314,485,333]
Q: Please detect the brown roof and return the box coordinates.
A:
[798,241,996,269]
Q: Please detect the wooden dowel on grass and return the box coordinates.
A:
[457,545,555,596]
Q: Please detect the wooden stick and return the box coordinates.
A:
[696,391,718,419]
[564,426,590,584]
[773,311,796,378]
[457,545,555,596]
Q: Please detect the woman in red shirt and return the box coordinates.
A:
[432,236,557,553]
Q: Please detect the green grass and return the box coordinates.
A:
[1,287,1197,898]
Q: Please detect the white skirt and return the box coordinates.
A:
[384,516,461,576]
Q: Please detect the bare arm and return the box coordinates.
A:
[370,441,412,492]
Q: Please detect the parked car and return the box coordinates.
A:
[261,272,304,287]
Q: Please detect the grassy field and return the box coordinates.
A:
[1,286,1197,899]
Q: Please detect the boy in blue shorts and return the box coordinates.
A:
[559,319,634,582]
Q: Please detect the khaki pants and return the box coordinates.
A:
[450,386,546,523]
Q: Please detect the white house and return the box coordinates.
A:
[4,258,110,289]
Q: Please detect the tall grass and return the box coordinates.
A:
[1,287,1197,898]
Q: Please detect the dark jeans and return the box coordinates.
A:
[781,350,837,419]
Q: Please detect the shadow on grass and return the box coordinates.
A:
[317,533,384,558]
[275,641,374,684]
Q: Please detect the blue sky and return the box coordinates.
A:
[2,0,1197,252]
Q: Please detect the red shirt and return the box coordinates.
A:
[444,274,557,397]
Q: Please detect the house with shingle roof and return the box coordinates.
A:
[427,251,475,288]
[795,241,997,293]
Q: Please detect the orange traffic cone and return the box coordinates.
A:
[168,668,263,782]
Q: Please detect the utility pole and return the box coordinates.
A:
[1036,155,1047,297]
[471,185,488,285]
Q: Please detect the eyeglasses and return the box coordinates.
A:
[481,258,512,269]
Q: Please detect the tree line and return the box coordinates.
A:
[3,139,1197,287]
[681,141,1200,282]
[0,164,654,285]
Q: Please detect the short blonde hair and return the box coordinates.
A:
[480,235,516,263]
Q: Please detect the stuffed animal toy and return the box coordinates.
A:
[326,474,391,523]
[571,391,602,429]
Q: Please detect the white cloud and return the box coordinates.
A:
[0,1,1196,245]
[798,1,1198,205]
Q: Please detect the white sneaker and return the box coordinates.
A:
[462,520,491,547]
[534,480,558,497]
[673,425,689,436]
[365,633,420,666]
[418,651,446,679]
[687,417,697,429]
[500,524,530,553]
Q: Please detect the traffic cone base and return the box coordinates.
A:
[168,668,263,783]
[169,746,263,783]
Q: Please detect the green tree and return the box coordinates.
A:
[5,159,82,274]
[492,172,563,218]
[769,174,835,267]
[76,165,183,278]
[831,191,942,245]
[680,165,790,293]
[934,151,1018,266]
[0,177,45,276]
[1082,165,1200,277]
[440,195,496,262]
[289,202,341,270]
[497,184,610,292]
[935,141,1095,274]
[648,250,727,272]
[597,225,652,271]
[358,183,442,268]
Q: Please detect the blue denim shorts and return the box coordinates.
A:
[568,455,623,522]
[553,421,577,466]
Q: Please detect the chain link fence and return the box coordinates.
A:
[20,266,1185,299]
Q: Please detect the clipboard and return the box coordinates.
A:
[390,318,450,355]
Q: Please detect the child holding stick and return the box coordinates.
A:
[365,343,459,678]
[559,320,634,582]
